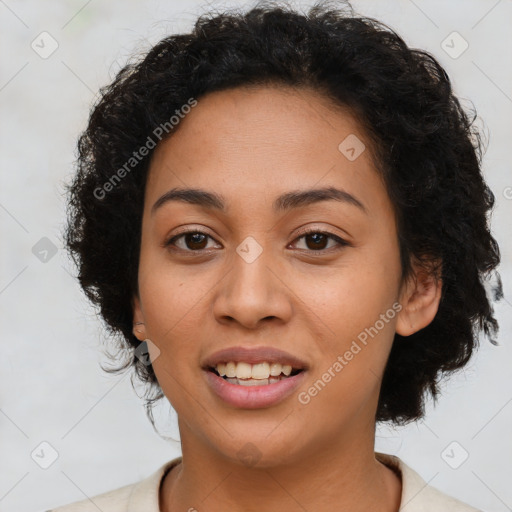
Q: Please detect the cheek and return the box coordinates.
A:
[140,273,203,410]
[298,266,400,422]
[137,265,208,399]
[312,250,400,338]
[305,240,402,389]
[138,245,213,337]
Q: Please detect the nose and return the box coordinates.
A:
[212,244,293,329]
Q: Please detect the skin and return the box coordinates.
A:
[132,85,442,512]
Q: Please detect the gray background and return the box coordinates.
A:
[0,0,511,511]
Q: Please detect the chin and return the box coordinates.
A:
[209,430,307,469]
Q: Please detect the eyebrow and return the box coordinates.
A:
[151,186,367,215]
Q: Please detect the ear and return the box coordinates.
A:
[132,294,147,341]
[396,259,443,336]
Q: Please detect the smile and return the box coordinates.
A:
[210,361,302,386]
[204,365,306,408]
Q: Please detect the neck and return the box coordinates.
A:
[160,423,401,512]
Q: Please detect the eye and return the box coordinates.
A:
[290,228,350,252]
[165,230,219,252]
[164,228,350,253]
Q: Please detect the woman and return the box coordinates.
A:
[52,1,502,510]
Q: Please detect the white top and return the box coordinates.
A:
[48,453,480,511]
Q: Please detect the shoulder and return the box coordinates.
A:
[48,454,479,511]
[47,457,182,512]
[376,452,481,512]
[48,482,135,512]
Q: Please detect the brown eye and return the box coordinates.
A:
[165,231,216,251]
[292,230,350,252]
[304,232,329,250]
[182,233,208,250]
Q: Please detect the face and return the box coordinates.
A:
[133,85,411,467]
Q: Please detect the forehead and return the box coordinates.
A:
[151,84,366,160]
[145,85,388,216]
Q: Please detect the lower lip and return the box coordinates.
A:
[204,369,307,409]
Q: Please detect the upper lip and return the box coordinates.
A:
[202,346,308,370]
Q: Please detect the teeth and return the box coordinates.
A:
[225,377,282,386]
[225,362,236,378]
[282,365,292,376]
[226,377,269,386]
[237,362,252,379]
[214,361,295,379]
[252,362,269,379]
[269,363,282,376]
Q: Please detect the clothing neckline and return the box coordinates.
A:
[129,453,403,510]
[126,452,478,511]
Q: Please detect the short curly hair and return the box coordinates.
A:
[64,0,502,426]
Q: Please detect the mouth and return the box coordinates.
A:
[203,363,307,409]
[207,361,304,387]
[201,346,308,408]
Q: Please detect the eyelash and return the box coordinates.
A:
[164,227,350,254]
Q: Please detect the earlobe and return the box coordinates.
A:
[396,263,443,337]
[132,295,147,340]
